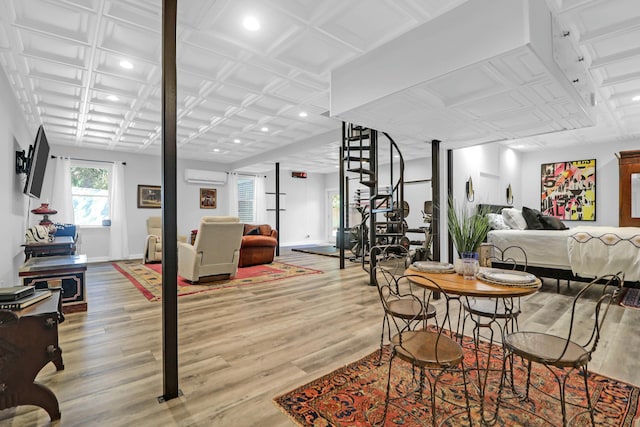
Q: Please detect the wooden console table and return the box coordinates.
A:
[0,289,64,421]
[22,235,76,261]
[19,254,88,313]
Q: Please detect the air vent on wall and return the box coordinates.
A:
[184,169,227,185]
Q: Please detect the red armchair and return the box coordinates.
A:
[239,224,278,267]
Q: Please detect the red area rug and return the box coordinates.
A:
[274,334,640,426]
[113,260,322,301]
[621,287,640,309]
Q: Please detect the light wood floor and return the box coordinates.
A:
[2,251,640,427]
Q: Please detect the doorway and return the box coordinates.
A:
[327,190,339,245]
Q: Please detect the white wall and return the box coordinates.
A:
[40,146,232,261]
[33,147,329,260]
[520,142,640,227]
[452,144,523,209]
[441,140,640,260]
[265,168,326,246]
[0,69,38,286]
[440,143,524,261]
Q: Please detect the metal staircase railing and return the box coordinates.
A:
[340,122,406,279]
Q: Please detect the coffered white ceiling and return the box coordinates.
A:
[0,0,639,174]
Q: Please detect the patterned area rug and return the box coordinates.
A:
[113,260,322,301]
[274,334,640,426]
[621,287,640,309]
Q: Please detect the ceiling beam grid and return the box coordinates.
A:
[76,0,106,144]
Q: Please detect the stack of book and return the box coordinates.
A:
[0,285,51,310]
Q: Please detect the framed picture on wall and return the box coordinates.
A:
[540,159,596,221]
[137,185,161,209]
[200,188,217,209]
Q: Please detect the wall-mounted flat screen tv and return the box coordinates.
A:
[24,125,50,199]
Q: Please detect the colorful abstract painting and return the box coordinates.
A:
[541,159,596,221]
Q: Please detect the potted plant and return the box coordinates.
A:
[447,197,490,273]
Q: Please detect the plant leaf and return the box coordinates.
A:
[447,196,490,255]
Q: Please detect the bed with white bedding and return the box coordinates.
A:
[487,229,572,269]
[487,226,640,286]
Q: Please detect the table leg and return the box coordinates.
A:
[463,296,519,425]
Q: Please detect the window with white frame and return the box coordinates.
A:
[238,176,255,222]
[70,164,110,226]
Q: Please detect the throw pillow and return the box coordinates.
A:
[246,227,261,236]
[522,206,544,230]
[486,213,511,230]
[25,225,51,243]
[539,215,568,230]
[501,208,527,230]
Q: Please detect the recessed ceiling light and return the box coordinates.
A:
[119,60,134,69]
[213,148,220,152]
[261,126,269,132]
[298,111,308,117]
[243,16,260,31]
[633,95,640,102]
[106,94,119,101]
[233,139,241,143]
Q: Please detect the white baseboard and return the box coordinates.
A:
[87,254,142,264]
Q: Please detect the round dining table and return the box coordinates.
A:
[403,266,542,424]
[402,267,541,298]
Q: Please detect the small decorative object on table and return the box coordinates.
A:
[447,197,490,274]
[31,203,57,226]
[461,252,480,280]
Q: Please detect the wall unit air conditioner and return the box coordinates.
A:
[184,169,227,185]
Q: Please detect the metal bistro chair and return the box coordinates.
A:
[461,245,529,340]
[498,272,624,426]
[374,267,472,427]
[371,245,437,365]
[460,245,531,423]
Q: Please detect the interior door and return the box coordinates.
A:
[327,190,339,244]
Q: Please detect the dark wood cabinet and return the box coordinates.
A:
[0,290,63,421]
[19,254,87,313]
[618,150,640,227]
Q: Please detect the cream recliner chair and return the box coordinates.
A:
[177,216,244,282]
[143,216,187,263]
[144,216,163,263]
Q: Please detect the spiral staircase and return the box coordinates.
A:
[339,122,408,278]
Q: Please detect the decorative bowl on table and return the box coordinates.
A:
[409,261,455,274]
